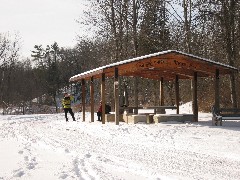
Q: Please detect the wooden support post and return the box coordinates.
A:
[90,76,94,122]
[160,77,164,106]
[215,69,220,111]
[123,81,129,107]
[153,80,158,106]
[81,79,86,122]
[101,73,106,124]
[192,72,198,122]
[175,75,180,114]
[133,77,138,114]
[114,68,119,125]
[119,77,124,107]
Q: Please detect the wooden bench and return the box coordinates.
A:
[212,106,240,126]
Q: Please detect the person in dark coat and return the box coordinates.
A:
[97,101,102,121]
[97,101,111,121]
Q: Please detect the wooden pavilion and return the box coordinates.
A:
[69,50,238,124]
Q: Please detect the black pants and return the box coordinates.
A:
[64,108,75,121]
[97,111,102,121]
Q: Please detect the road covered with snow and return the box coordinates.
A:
[0,111,240,180]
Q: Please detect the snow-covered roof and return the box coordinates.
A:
[69,50,239,82]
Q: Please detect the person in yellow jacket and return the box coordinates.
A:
[62,93,76,122]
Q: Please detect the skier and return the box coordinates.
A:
[62,92,76,122]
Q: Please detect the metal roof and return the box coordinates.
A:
[69,50,239,82]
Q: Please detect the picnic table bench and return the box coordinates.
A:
[138,106,178,123]
[138,109,155,123]
[212,106,240,126]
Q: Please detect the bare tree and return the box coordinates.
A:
[196,0,240,108]
[0,33,21,105]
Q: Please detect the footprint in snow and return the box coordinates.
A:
[27,162,37,170]
[18,150,23,154]
[65,148,70,153]
[13,169,25,177]
[59,173,68,179]
[85,153,91,158]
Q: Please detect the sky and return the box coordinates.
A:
[0,102,240,179]
[0,0,88,58]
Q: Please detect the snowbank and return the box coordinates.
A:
[0,107,240,179]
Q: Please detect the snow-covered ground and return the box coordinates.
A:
[0,103,240,180]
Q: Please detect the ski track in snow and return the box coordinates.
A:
[0,112,240,180]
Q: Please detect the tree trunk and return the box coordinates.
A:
[223,0,238,108]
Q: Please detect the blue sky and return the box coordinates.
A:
[0,0,87,57]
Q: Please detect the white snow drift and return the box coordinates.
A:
[0,103,240,180]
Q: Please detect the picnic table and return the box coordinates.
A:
[120,106,178,124]
[120,106,143,114]
[145,106,177,114]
